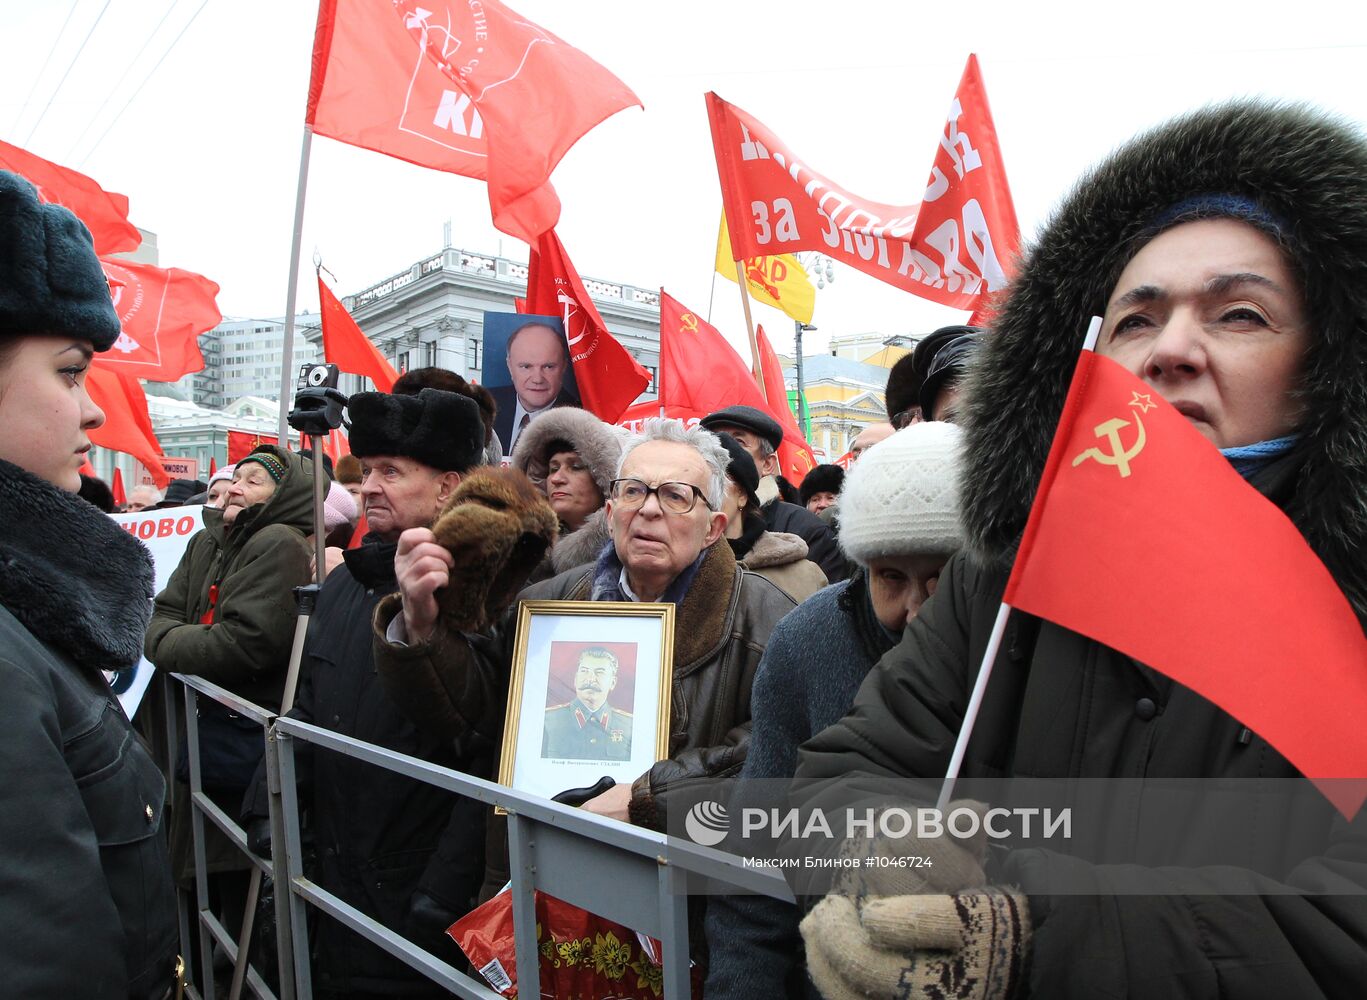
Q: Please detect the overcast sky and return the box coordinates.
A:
[2,1,1365,359]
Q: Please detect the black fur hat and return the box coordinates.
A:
[0,171,121,349]
[961,101,1367,623]
[348,387,484,473]
[799,463,845,507]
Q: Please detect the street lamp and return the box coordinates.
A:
[794,321,816,438]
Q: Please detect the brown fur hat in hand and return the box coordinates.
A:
[430,467,559,633]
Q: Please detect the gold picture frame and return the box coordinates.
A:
[497,600,675,805]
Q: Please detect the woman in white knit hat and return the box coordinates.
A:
[704,420,966,1000]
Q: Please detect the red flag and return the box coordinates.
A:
[707,55,1017,311]
[85,367,168,489]
[93,259,221,382]
[306,0,641,243]
[111,467,127,506]
[1003,351,1367,817]
[323,427,350,464]
[0,138,140,255]
[228,430,279,464]
[656,291,769,419]
[318,275,398,391]
[756,324,817,482]
[525,231,650,421]
[208,456,218,476]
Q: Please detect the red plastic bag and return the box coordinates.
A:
[448,888,700,998]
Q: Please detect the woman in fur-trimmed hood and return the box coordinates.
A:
[796,102,1367,1000]
[511,405,628,578]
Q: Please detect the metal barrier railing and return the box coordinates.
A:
[170,673,293,1000]
[170,674,791,999]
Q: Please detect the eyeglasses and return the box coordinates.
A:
[609,478,714,514]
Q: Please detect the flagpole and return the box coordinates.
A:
[936,316,1103,813]
[657,287,666,418]
[277,125,316,443]
[734,261,766,402]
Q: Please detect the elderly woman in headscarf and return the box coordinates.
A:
[510,405,626,579]
[714,431,828,603]
[797,102,1367,1000]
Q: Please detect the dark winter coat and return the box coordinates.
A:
[145,444,315,711]
[705,573,897,999]
[244,537,488,996]
[0,459,178,998]
[796,103,1367,999]
[762,497,847,584]
[145,445,314,880]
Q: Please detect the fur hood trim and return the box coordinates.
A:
[551,507,612,574]
[510,406,629,499]
[740,530,809,570]
[962,101,1367,622]
[0,459,153,670]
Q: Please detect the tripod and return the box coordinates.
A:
[227,379,347,1000]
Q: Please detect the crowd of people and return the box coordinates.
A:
[3,96,1367,1000]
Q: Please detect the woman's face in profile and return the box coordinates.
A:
[1098,218,1309,449]
[0,335,104,490]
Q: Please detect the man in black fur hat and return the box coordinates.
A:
[244,387,492,997]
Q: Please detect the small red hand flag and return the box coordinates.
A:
[111,467,127,507]
[1003,351,1367,817]
[318,274,398,391]
[227,430,280,464]
[525,231,650,422]
[0,138,140,255]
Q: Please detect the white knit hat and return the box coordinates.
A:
[323,480,358,531]
[838,421,965,565]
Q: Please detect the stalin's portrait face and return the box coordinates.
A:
[574,650,618,713]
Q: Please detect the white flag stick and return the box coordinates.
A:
[936,315,1103,813]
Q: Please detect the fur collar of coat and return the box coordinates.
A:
[961,102,1367,623]
[550,507,612,574]
[739,529,809,570]
[0,459,153,670]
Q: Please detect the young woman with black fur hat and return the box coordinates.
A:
[797,103,1367,1000]
[0,171,180,996]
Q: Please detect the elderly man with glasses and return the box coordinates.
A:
[372,418,797,898]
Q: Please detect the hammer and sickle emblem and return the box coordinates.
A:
[679,312,699,335]
[1072,414,1147,477]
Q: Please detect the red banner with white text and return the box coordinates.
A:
[707,55,1017,311]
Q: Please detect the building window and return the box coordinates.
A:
[466,337,481,375]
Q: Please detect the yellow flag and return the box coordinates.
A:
[715,213,815,324]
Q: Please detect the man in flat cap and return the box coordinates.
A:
[700,405,846,582]
[243,386,490,997]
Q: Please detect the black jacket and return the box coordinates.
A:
[797,103,1367,999]
[762,498,846,584]
[245,537,489,996]
[0,459,177,998]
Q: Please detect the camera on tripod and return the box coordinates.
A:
[288,363,347,436]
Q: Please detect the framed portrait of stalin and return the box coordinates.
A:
[499,601,674,802]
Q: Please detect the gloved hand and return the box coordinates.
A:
[430,468,559,633]
[800,888,1031,1000]
[835,800,992,898]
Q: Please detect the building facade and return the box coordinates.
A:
[179,315,321,408]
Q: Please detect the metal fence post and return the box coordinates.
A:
[261,728,297,1000]
[505,812,542,1000]
[183,686,217,1000]
[162,673,199,995]
[657,861,691,998]
[274,726,313,999]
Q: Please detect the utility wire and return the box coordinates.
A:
[22,0,113,147]
[10,0,79,137]
[65,0,181,161]
[77,0,209,166]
